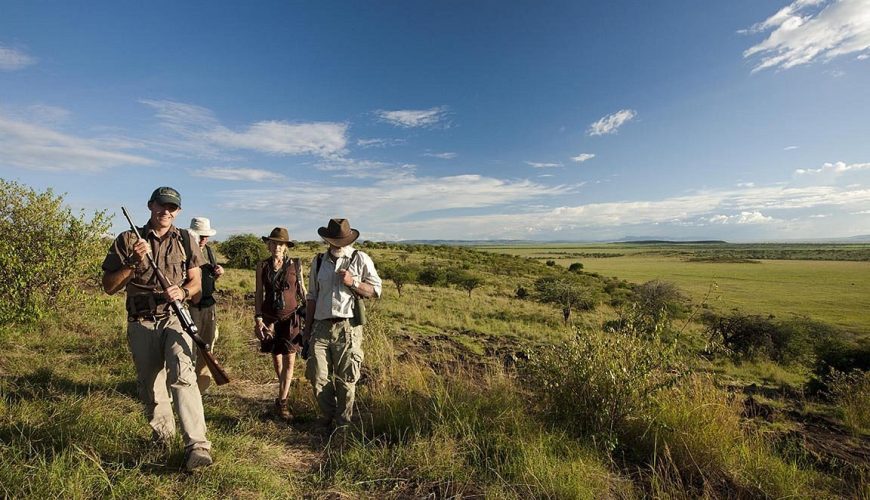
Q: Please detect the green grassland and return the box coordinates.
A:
[479,243,870,338]
[2,241,868,498]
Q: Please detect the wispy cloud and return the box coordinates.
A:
[571,153,596,163]
[376,106,448,128]
[743,0,870,72]
[795,161,870,175]
[0,44,36,71]
[424,151,457,160]
[356,137,404,148]
[784,145,799,151]
[219,174,570,220]
[0,113,153,171]
[526,161,563,168]
[141,99,348,158]
[192,167,285,182]
[587,109,636,136]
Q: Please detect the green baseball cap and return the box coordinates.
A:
[149,186,182,208]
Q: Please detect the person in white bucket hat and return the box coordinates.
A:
[188,217,224,393]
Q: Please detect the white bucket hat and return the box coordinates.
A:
[189,217,217,237]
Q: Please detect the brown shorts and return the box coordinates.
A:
[263,315,302,355]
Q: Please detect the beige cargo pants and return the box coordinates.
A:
[305,319,364,427]
[188,304,219,393]
[126,314,211,451]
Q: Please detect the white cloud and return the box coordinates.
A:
[858,53,869,59]
[587,109,636,136]
[0,113,153,171]
[141,99,347,158]
[706,211,776,224]
[192,167,285,182]
[526,161,563,168]
[795,161,870,175]
[571,153,596,163]
[424,151,457,160]
[0,45,36,71]
[376,107,448,128]
[744,0,870,72]
[784,145,799,150]
[737,182,756,187]
[207,121,347,157]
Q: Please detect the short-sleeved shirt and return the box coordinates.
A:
[306,247,382,321]
[102,223,205,315]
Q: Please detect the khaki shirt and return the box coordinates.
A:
[306,247,382,320]
[102,223,205,315]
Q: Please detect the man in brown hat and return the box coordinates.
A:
[188,217,224,394]
[303,218,382,430]
[101,187,213,471]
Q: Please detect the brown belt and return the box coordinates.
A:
[128,312,172,323]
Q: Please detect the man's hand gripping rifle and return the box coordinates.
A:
[121,206,230,386]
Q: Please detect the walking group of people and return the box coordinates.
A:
[101,186,382,471]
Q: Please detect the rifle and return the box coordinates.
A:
[121,206,230,386]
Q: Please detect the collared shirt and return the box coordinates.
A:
[102,223,205,313]
[306,246,382,320]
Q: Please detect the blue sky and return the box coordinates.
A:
[1,0,869,242]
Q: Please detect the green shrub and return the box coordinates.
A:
[379,262,419,296]
[220,233,269,269]
[534,275,598,322]
[703,312,830,366]
[0,180,110,324]
[825,368,870,434]
[568,262,584,272]
[523,327,684,450]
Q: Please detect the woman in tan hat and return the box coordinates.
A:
[253,227,306,420]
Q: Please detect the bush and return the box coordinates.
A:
[545,260,556,267]
[0,180,110,323]
[515,286,529,300]
[568,262,584,272]
[703,312,828,366]
[220,233,269,269]
[825,368,870,434]
[523,328,684,450]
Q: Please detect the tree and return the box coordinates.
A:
[534,275,596,323]
[452,271,483,297]
[418,265,448,287]
[380,262,419,296]
[220,233,269,269]
[0,180,110,323]
[568,262,584,273]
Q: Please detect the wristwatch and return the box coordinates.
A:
[182,287,190,300]
[351,277,361,290]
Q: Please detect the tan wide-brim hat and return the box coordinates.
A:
[317,218,360,247]
[261,227,295,246]
[189,217,217,237]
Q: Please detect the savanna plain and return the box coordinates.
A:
[1,185,868,498]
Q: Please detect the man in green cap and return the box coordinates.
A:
[101,186,213,471]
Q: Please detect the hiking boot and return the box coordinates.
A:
[184,448,213,471]
[275,398,291,420]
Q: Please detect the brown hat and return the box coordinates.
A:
[261,227,295,246]
[317,218,360,247]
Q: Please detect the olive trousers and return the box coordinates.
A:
[305,319,365,427]
[188,304,219,393]
[127,314,211,451]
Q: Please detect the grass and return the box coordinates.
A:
[1,242,867,497]
[479,243,870,338]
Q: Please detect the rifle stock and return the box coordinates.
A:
[121,206,230,386]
